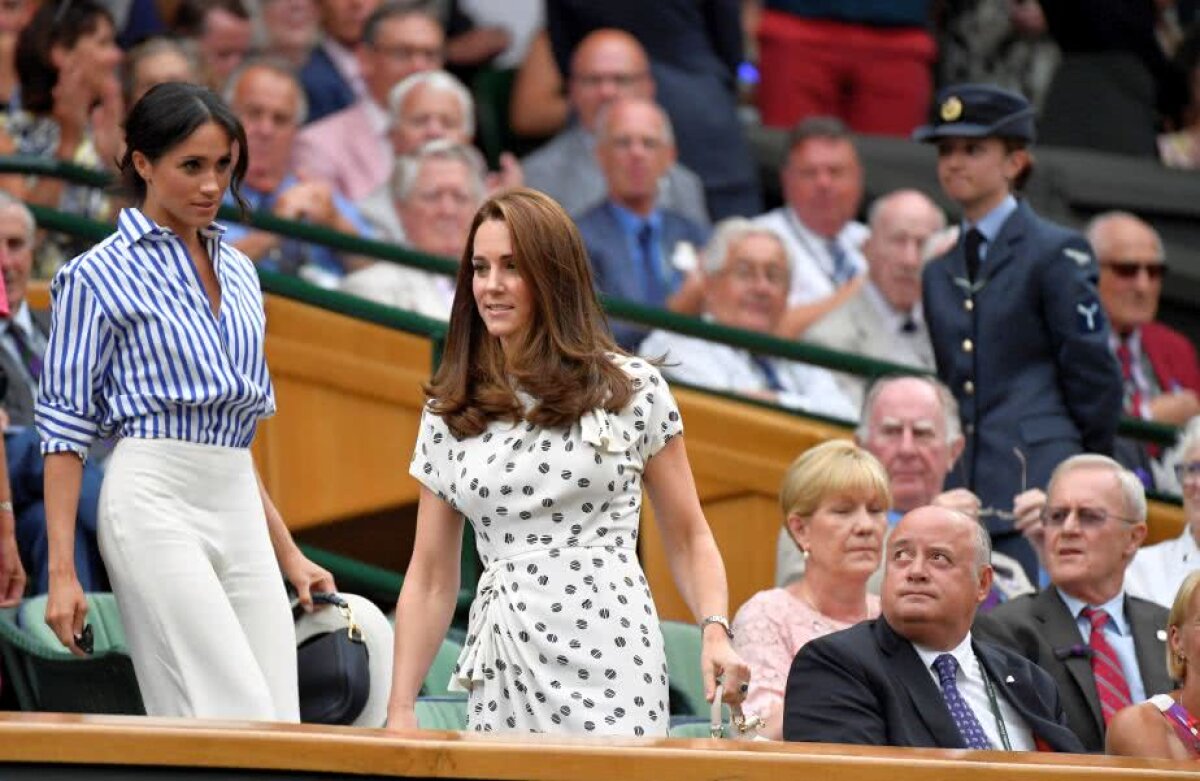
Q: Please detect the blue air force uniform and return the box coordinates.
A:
[916,85,1123,576]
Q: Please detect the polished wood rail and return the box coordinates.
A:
[0,713,1196,780]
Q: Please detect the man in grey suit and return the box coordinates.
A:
[522,28,708,225]
[974,454,1172,752]
[805,189,946,408]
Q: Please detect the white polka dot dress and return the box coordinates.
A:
[409,356,682,735]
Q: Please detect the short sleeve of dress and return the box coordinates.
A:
[409,405,455,503]
[621,358,683,463]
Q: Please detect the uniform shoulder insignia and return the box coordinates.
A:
[1063,247,1091,266]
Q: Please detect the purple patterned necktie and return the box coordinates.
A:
[933,653,993,749]
[8,323,42,382]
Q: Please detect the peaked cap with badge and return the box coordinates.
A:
[914,84,1037,143]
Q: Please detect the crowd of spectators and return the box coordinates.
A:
[0,0,1199,758]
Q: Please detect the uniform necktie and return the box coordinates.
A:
[1081,607,1132,723]
[826,239,854,286]
[750,354,786,393]
[964,228,985,284]
[1115,339,1143,416]
[8,323,42,382]
[933,653,993,749]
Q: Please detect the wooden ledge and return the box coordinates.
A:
[0,713,1194,780]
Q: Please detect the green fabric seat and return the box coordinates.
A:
[0,594,143,714]
[414,696,468,731]
[660,620,706,716]
[421,635,464,698]
[17,593,129,655]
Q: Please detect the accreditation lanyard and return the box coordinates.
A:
[980,662,1013,751]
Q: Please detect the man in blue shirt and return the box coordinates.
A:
[917,84,1122,580]
[574,97,709,350]
[223,58,374,287]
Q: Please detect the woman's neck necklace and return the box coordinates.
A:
[793,574,870,625]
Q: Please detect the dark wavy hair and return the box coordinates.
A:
[118,82,250,213]
[427,188,633,439]
[15,0,115,115]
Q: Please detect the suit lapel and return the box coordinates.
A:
[1034,590,1103,733]
[876,620,966,748]
[1127,594,1172,695]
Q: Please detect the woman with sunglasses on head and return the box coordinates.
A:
[1108,570,1200,760]
[39,82,334,720]
[1126,418,1200,609]
[915,83,1123,583]
[386,188,748,735]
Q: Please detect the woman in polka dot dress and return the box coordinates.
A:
[385,188,749,735]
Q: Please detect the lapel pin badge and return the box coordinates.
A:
[1158,630,1168,642]
[1005,675,1015,684]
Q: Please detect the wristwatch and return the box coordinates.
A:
[700,614,734,640]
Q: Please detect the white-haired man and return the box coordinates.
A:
[340,139,485,320]
[805,189,945,407]
[639,218,853,419]
[975,454,1173,753]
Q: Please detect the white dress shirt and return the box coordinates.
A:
[913,633,1036,751]
[752,208,868,306]
[1125,528,1200,609]
[638,328,857,420]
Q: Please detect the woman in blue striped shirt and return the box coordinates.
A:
[37,83,334,721]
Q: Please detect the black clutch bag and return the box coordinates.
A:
[295,592,371,725]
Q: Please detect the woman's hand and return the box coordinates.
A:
[385,705,420,732]
[700,628,751,705]
[91,75,125,169]
[280,549,336,611]
[45,571,89,656]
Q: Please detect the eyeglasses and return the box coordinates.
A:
[573,72,648,89]
[1040,506,1139,528]
[1175,461,1200,483]
[721,261,789,289]
[1102,261,1167,281]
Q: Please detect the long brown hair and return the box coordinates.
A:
[427,188,634,438]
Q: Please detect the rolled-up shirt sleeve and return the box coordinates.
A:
[36,268,113,459]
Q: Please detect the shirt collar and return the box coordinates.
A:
[861,279,922,331]
[1108,327,1144,354]
[1057,587,1131,636]
[913,631,976,675]
[965,194,1018,244]
[117,207,226,248]
[7,301,32,335]
[607,200,662,234]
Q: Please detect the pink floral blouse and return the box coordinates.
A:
[731,588,881,721]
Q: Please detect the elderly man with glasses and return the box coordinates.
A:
[974,453,1172,752]
[1089,211,1200,427]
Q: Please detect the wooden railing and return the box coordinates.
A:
[0,713,1195,780]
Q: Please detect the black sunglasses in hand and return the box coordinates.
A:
[74,623,94,655]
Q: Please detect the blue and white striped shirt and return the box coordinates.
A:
[36,208,276,459]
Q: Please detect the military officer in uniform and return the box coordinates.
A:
[916,84,1123,580]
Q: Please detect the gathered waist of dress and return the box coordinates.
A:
[484,543,638,568]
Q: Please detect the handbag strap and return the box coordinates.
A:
[708,682,764,739]
[293,591,363,642]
